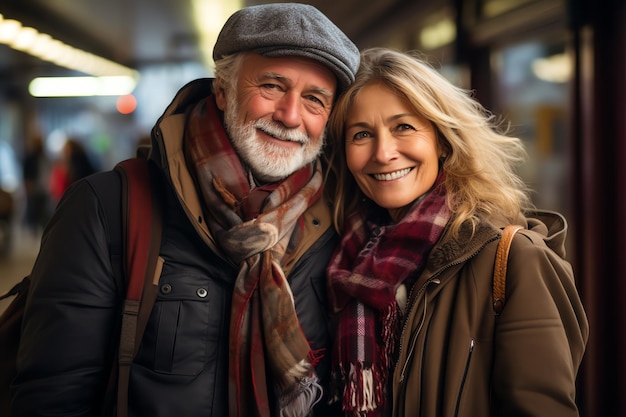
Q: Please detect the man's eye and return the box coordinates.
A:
[305,95,323,105]
[261,83,282,91]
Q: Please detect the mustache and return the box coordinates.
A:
[253,119,310,144]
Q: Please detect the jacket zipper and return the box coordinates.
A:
[453,338,475,417]
[396,234,500,385]
[398,278,440,383]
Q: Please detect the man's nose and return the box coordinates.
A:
[273,92,301,128]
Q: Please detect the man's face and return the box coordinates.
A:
[215,53,337,182]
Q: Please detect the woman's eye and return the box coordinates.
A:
[397,123,415,132]
[351,131,370,141]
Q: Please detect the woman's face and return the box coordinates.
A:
[344,82,442,219]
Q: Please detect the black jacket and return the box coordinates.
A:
[11,79,338,416]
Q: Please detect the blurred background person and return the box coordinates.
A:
[21,134,51,237]
[48,138,97,205]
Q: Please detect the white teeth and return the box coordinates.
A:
[373,168,412,181]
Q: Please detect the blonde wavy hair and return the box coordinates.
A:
[325,47,532,236]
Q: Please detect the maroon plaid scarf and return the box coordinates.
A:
[184,96,324,417]
[327,172,450,416]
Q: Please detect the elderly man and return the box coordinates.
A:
[11,3,359,416]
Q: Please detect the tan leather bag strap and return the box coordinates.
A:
[493,225,522,315]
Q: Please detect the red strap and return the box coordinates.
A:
[114,158,163,417]
[119,159,153,301]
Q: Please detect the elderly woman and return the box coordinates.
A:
[324,47,588,417]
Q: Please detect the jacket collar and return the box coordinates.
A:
[424,209,569,276]
[425,219,500,275]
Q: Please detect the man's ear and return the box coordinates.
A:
[214,82,227,111]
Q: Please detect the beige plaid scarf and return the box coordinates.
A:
[184,96,324,417]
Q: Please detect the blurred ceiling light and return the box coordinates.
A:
[28,75,137,97]
[11,25,37,50]
[27,32,52,57]
[419,17,456,50]
[0,13,138,81]
[116,94,137,114]
[0,17,22,44]
[192,0,242,70]
[532,53,571,83]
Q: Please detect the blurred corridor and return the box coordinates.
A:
[0,225,39,313]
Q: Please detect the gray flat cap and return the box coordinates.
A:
[213,3,359,92]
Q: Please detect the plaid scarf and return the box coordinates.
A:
[327,172,450,416]
[184,96,324,417]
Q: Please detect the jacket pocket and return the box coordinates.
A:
[135,271,226,376]
[454,338,475,417]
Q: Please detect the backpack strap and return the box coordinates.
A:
[0,277,29,302]
[113,158,163,417]
[492,225,522,315]
[0,158,162,415]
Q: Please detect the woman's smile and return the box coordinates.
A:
[371,167,413,181]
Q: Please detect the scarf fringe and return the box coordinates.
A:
[308,347,325,368]
[380,303,399,370]
[330,304,396,415]
[339,362,382,415]
[279,361,323,417]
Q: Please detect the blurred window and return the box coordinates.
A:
[491,38,571,217]
[478,0,539,19]
[0,141,20,192]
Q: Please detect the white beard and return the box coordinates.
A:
[223,94,325,183]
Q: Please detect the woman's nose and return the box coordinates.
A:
[372,132,398,163]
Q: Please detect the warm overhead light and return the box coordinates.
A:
[25,32,52,57]
[0,17,22,44]
[116,94,137,114]
[532,53,572,83]
[192,0,243,70]
[0,14,138,79]
[11,26,37,51]
[28,75,138,97]
[419,17,456,51]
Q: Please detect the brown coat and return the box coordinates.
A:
[391,210,589,417]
